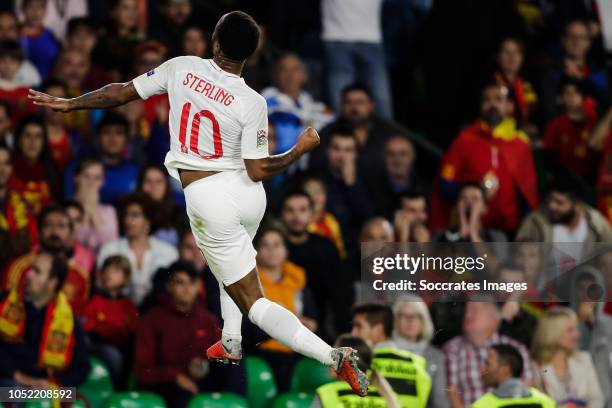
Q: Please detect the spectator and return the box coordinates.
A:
[52,48,95,138]
[64,113,140,205]
[0,101,12,148]
[391,295,449,408]
[0,144,37,267]
[591,107,612,222]
[302,176,346,258]
[493,37,538,135]
[444,300,535,407]
[62,198,84,245]
[262,53,333,155]
[83,255,137,387]
[0,40,36,124]
[532,307,604,407]
[393,191,431,243]
[310,84,401,177]
[134,261,245,408]
[0,252,90,388]
[182,26,207,58]
[280,190,348,337]
[368,134,424,218]
[542,78,599,180]
[0,11,41,87]
[10,114,59,214]
[40,80,85,169]
[93,0,143,78]
[253,226,319,391]
[351,303,432,407]
[150,0,193,58]
[65,17,113,91]
[431,83,538,234]
[97,192,178,305]
[321,0,392,118]
[473,344,555,407]
[360,217,394,244]
[517,176,612,260]
[137,165,187,247]
[18,0,60,79]
[2,204,93,314]
[313,335,401,408]
[14,0,87,42]
[433,183,507,253]
[72,158,119,253]
[540,19,609,122]
[569,267,612,407]
[317,127,374,252]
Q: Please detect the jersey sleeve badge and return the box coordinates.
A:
[256,129,267,149]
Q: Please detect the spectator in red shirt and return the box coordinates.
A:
[0,40,36,125]
[430,83,538,234]
[590,107,612,222]
[134,261,245,408]
[84,255,137,387]
[543,78,599,180]
[10,114,59,214]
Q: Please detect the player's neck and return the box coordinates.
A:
[213,55,244,76]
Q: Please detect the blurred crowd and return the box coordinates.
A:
[1,0,612,407]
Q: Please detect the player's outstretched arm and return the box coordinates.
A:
[28,82,141,112]
[244,127,320,182]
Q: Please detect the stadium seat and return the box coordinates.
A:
[104,392,166,408]
[273,392,315,408]
[187,393,248,408]
[24,398,86,408]
[78,357,114,408]
[289,358,334,393]
[246,356,278,408]
[126,373,138,391]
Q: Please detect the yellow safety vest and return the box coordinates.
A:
[371,347,432,408]
[472,387,556,408]
[316,380,387,407]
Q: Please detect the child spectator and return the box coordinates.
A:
[18,0,60,80]
[0,11,41,87]
[84,255,138,386]
[0,40,36,125]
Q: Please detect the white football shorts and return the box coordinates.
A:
[184,169,266,286]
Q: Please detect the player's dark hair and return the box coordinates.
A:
[0,39,23,62]
[212,11,260,61]
[548,174,587,203]
[281,190,314,210]
[96,112,130,137]
[490,344,524,378]
[352,303,394,338]
[253,225,287,250]
[341,83,373,101]
[67,16,96,37]
[336,334,372,372]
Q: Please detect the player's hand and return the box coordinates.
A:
[296,127,320,155]
[28,89,72,112]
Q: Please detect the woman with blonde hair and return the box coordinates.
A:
[532,307,604,408]
[391,294,449,408]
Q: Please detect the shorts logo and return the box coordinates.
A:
[147,69,155,77]
[256,129,267,149]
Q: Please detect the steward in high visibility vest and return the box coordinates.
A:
[314,335,401,408]
[372,347,432,408]
[473,344,555,408]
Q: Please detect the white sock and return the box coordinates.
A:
[220,285,242,343]
[248,297,334,366]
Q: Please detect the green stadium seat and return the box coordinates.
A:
[246,356,277,408]
[23,398,86,408]
[104,392,166,408]
[290,358,333,393]
[273,392,315,408]
[126,373,138,391]
[78,357,114,408]
[187,393,248,408]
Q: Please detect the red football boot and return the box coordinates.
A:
[206,340,242,365]
[332,347,369,397]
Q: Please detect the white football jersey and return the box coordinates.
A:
[132,57,269,180]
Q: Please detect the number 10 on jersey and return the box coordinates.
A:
[179,102,223,159]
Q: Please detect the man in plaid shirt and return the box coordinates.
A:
[444,300,535,407]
